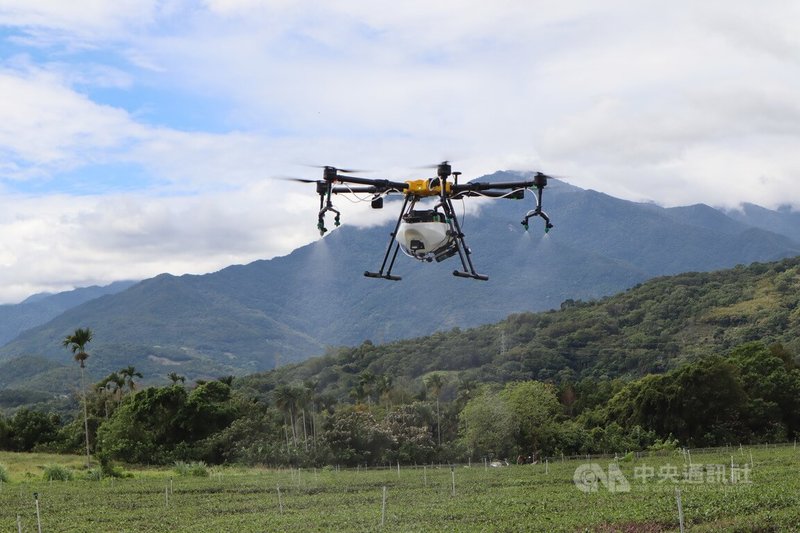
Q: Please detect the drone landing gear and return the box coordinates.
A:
[364,198,408,281]
[442,198,489,281]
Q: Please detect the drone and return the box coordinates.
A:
[289,162,554,281]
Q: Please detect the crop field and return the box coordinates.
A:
[1,446,800,532]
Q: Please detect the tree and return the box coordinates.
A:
[459,387,515,460]
[273,384,302,448]
[606,356,748,446]
[119,366,143,393]
[500,381,561,458]
[62,327,93,465]
[322,406,392,466]
[96,371,125,418]
[375,374,393,410]
[6,409,60,452]
[167,372,186,385]
[424,373,446,446]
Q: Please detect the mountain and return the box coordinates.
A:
[725,203,800,243]
[0,281,137,345]
[1,172,798,396]
[238,256,800,400]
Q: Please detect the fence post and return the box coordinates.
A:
[381,486,387,527]
[34,493,42,533]
[675,488,685,533]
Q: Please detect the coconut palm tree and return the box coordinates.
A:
[62,327,93,465]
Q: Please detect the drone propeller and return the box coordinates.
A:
[414,160,450,170]
[305,165,369,175]
[276,176,320,184]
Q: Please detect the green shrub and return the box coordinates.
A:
[173,461,209,477]
[0,464,8,483]
[97,456,132,479]
[648,437,679,453]
[42,464,73,481]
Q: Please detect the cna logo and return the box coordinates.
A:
[573,463,631,493]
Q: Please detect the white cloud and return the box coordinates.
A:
[0,0,161,40]
[0,67,138,177]
[1,1,800,302]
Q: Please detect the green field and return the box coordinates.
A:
[1,446,799,532]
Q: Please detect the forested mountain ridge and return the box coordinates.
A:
[1,173,799,394]
[0,281,136,346]
[3,258,800,459]
[239,256,800,401]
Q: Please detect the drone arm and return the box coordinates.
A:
[452,189,525,200]
[331,186,403,195]
[452,180,536,193]
[332,175,409,190]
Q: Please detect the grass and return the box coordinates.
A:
[1,445,799,531]
[0,451,87,479]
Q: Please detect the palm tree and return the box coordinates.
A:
[167,372,186,385]
[303,379,320,448]
[273,384,301,448]
[119,365,143,394]
[424,373,446,446]
[101,372,125,401]
[62,327,93,465]
[375,374,393,410]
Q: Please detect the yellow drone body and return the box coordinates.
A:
[403,178,452,197]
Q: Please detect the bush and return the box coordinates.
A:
[98,455,132,479]
[42,464,73,481]
[0,463,8,483]
[173,461,209,477]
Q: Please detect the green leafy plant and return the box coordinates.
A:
[174,461,209,477]
[42,464,73,481]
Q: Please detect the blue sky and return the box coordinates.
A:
[1,1,799,303]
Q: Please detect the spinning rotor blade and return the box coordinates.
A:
[275,176,320,184]
[306,165,370,174]
[413,160,451,169]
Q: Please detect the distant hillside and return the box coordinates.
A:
[0,281,136,345]
[239,256,800,400]
[725,203,800,243]
[1,172,798,394]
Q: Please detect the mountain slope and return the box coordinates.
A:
[238,256,800,401]
[725,203,800,243]
[0,281,136,345]
[1,172,798,391]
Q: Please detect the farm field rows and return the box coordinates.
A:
[1,446,800,532]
